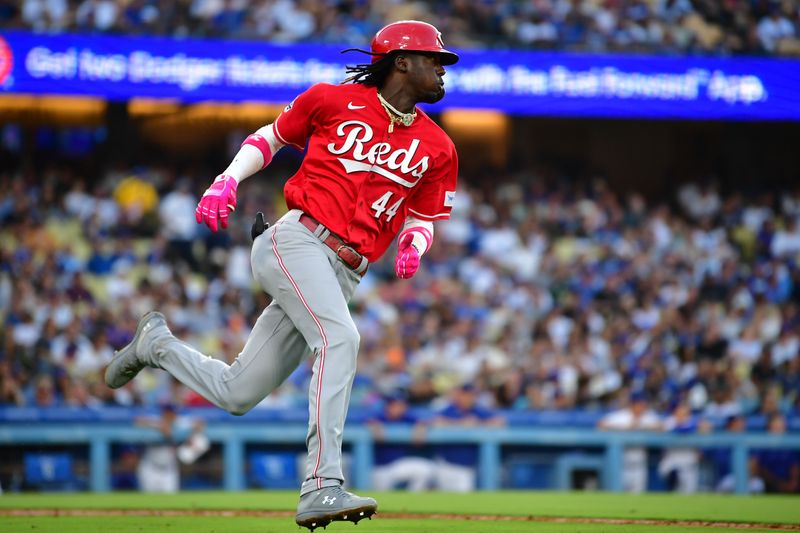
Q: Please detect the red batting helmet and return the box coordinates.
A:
[371,20,459,65]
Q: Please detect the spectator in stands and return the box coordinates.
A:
[85,240,120,276]
[779,358,800,411]
[75,0,119,32]
[111,444,140,490]
[63,376,102,407]
[158,178,200,272]
[770,218,800,259]
[21,0,69,32]
[657,402,709,493]
[367,391,434,492]
[113,174,158,230]
[751,413,800,494]
[120,0,161,34]
[0,360,24,406]
[135,403,181,492]
[430,383,505,492]
[597,391,662,493]
[134,404,209,493]
[751,348,778,400]
[50,318,94,377]
[756,5,800,54]
[708,414,763,493]
[516,12,558,48]
[29,374,59,408]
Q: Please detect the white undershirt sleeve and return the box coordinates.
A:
[222,124,285,184]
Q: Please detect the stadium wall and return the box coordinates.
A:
[1,408,799,495]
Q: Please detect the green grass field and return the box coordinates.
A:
[1,491,798,532]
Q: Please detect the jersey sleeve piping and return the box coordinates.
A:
[408,208,451,221]
[273,118,305,151]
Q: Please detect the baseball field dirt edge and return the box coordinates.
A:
[1,509,799,530]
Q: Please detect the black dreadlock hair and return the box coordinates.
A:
[341,48,398,87]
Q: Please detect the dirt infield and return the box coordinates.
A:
[2,508,798,530]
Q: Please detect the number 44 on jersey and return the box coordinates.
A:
[371,191,404,221]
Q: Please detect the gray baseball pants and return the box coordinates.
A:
[151,209,362,495]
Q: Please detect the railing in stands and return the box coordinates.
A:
[2,415,798,495]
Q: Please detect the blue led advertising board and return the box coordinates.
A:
[1,31,798,120]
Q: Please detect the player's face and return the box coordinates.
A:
[404,53,447,104]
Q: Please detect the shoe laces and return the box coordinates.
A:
[327,485,353,500]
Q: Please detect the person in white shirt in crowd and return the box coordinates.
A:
[770,218,800,259]
[677,182,721,221]
[658,402,710,493]
[598,391,663,493]
[22,0,69,32]
[135,403,210,493]
[158,179,201,271]
[727,324,764,369]
[757,6,798,53]
[772,328,799,368]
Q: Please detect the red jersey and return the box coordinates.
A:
[273,83,458,262]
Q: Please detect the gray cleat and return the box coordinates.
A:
[295,485,377,531]
[104,311,170,389]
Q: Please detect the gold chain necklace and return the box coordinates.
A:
[377,92,416,133]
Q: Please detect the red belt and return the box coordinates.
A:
[298,214,368,276]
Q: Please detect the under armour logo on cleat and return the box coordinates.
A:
[321,496,336,505]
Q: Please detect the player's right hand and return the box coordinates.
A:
[196,174,238,232]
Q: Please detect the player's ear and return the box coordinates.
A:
[394,54,410,73]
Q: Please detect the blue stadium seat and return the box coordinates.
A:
[248,452,299,489]
[24,452,74,490]
[504,454,555,489]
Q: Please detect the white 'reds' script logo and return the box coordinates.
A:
[327,120,429,188]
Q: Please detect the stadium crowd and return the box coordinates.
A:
[3,0,800,56]
[1,159,799,422]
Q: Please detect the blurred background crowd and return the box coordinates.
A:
[2,156,798,425]
[3,0,800,56]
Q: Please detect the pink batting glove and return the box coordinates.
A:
[395,233,421,279]
[195,174,238,233]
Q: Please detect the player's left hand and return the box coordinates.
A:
[395,233,420,279]
[196,174,238,232]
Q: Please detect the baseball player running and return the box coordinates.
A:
[105,20,459,531]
